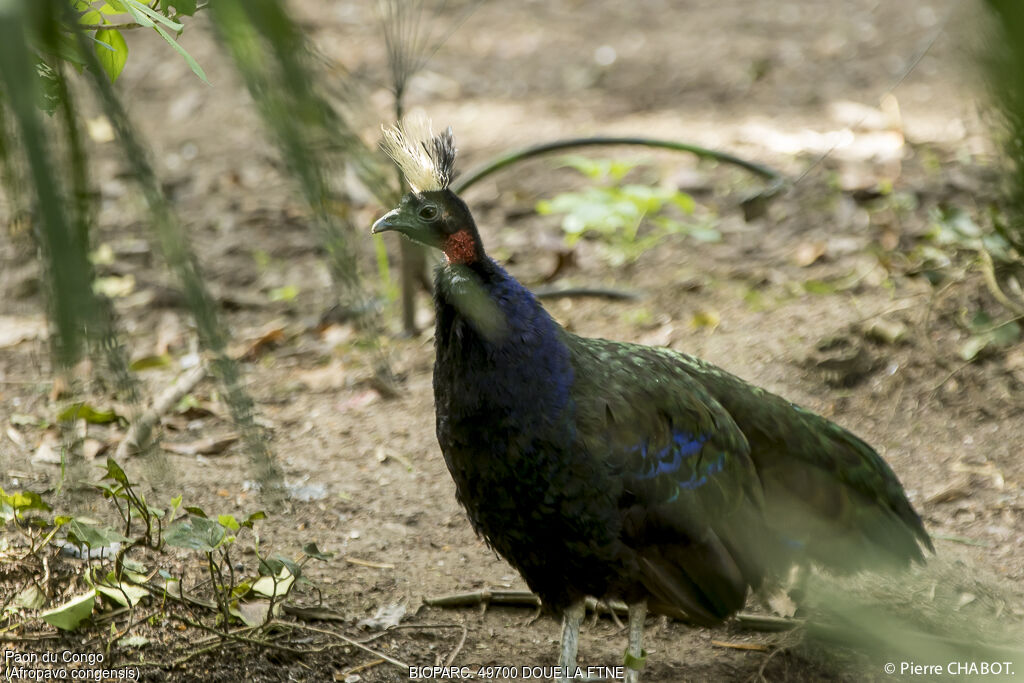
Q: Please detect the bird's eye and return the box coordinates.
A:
[418,205,439,221]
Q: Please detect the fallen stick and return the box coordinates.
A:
[423,590,800,633]
[116,364,207,458]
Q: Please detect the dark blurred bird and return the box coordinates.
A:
[372,117,932,682]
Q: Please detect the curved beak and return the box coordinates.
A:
[371,208,402,235]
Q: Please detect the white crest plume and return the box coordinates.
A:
[380,112,456,193]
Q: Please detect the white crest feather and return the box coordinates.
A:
[380,113,456,193]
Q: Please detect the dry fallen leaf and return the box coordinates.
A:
[82,438,109,461]
[295,359,347,392]
[357,603,407,631]
[230,322,287,361]
[6,426,26,448]
[0,316,47,348]
[163,434,239,456]
[792,241,827,267]
[862,318,907,345]
[320,323,355,348]
[33,431,61,464]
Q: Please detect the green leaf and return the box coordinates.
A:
[93,29,128,83]
[802,279,839,295]
[301,542,334,561]
[218,514,240,532]
[241,511,266,529]
[103,458,130,486]
[66,520,129,549]
[559,155,608,181]
[161,0,197,16]
[268,285,299,302]
[991,320,1021,346]
[96,581,148,607]
[259,555,301,579]
[231,599,271,627]
[79,9,104,25]
[671,192,696,214]
[153,24,209,85]
[251,566,294,598]
[15,584,47,610]
[129,353,172,371]
[183,505,207,518]
[122,0,183,29]
[59,402,119,424]
[4,490,51,514]
[620,184,670,213]
[41,592,95,631]
[164,515,225,552]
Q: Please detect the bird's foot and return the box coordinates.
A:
[557,600,586,683]
[623,601,647,683]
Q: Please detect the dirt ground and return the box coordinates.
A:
[2,0,1023,681]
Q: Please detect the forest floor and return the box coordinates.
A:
[1,0,1023,681]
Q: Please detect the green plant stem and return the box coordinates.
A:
[452,136,783,194]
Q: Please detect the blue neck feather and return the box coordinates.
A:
[434,258,574,426]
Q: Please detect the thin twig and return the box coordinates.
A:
[444,625,468,667]
[344,556,396,569]
[928,360,972,395]
[78,22,149,30]
[342,659,386,678]
[282,622,411,670]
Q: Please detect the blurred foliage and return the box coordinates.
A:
[986,0,1024,252]
[536,156,719,265]
[0,0,283,495]
[29,0,207,113]
[207,0,394,318]
[801,560,1024,675]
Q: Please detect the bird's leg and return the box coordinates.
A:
[558,600,586,682]
[624,600,647,683]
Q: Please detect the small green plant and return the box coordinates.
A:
[959,310,1021,361]
[536,155,720,265]
[1,459,333,640]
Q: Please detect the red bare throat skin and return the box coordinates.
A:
[443,230,476,265]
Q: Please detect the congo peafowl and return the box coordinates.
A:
[372,118,932,682]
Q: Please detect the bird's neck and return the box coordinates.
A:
[433,258,574,415]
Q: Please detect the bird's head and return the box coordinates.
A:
[372,115,484,265]
[372,189,482,265]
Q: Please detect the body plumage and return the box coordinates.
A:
[372,119,931,680]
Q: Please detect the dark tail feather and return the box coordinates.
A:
[638,531,749,626]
